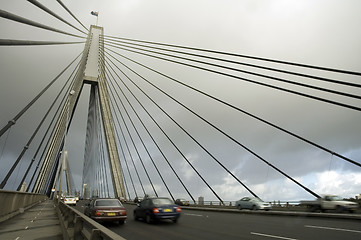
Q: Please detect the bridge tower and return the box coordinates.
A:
[33,25,126,198]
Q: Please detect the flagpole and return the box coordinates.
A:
[91,11,99,26]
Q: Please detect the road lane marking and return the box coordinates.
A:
[251,232,298,240]
[24,226,29,230]
[184,213,203,217]
[15,237,20,240]
[305,225,361,233]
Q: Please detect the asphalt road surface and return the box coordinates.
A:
[77,203,361,240]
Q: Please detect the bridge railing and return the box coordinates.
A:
[193,200,300,207]
[56,200,126,240]
[0,189,47,223]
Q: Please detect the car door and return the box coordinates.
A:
[240,197,249,209]
[137,199,148,219]
[322,196,334,210]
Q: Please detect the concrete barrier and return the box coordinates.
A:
[0,189,48,223]
[181,205,361,220]
[56,201,126,240]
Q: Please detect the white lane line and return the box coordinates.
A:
[24,226,29,230]
[15,237,20,240]
[251,232,298,240]
[305,225,361,233]
[184,213,203,217]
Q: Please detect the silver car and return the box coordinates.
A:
[236,197,271,211]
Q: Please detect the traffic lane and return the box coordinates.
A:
[108,207,253,240]
[118,205,360,240]
[77,202,361,240]
[182,209,361,240]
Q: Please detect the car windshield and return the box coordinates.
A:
[95,199,122,207]
[329,196,343,201]
[152,198,173,206]
[250,198,263,202]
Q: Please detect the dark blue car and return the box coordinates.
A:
[133,197,181,223]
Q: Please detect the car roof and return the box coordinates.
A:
[241,197,262,200]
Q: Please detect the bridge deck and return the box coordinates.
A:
[0,200,62,239]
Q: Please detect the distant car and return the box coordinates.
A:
[84,198,127,224]
[64,196,77,206]
[175,198,190,206]
[300,195,359,213]
[236,197,271,211]
[134,196,143,203]
[134,197,181,223]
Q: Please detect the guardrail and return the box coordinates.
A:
[193,200,300,207]
[56,200,126,240]
[0,189,48,223]
[190,200,360,213]
[181,204,361,220]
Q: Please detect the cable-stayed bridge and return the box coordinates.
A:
[0,1,360,239]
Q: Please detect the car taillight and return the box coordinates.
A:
[95,210,103,216]
[153,208,159,213]
[176,207,181,212]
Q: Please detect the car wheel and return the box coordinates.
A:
[118,220,125,225]
[172,218,178,223]
[252,205,257,210]
[237,205,242,210]
[133,212,138,221]
[145,214,152,224]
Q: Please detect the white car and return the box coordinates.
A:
[301,195,359,213]
[64,196,77,206]
[236,197,272,210]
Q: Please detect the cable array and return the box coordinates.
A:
[0,1,87,194]
[99,35,360,201]
[0,1,360,203]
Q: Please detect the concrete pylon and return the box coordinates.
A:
[33,25,126,198]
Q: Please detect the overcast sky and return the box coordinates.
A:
[0,0,360,202]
